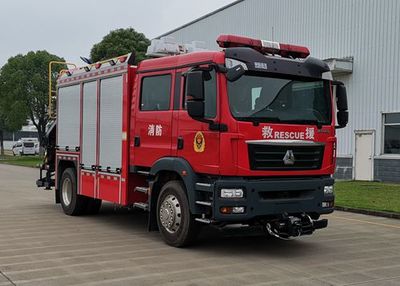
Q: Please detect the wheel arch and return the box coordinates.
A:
[56,160,78,204]
[147,157,199,231]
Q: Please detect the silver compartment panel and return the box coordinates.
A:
[82,81,97,167]
[99,76,123,171]
[57,85,81,149]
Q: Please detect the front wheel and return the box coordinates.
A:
[60,168,88,216]
[157,181,200,247]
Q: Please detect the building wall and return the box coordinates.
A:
[161,0,400,160]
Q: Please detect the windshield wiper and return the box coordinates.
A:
[236,117,281,126]
[283,119,323,129]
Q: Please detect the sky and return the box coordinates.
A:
[0,0,235,67]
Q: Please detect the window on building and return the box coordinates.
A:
[140,74,171,111]
[383,113,400,154]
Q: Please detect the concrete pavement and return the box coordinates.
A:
[0,164,400,285]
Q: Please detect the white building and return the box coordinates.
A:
[159,0,400,182]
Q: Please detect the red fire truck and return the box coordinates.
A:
[37,34,348,247]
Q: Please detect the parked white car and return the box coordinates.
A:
[12,140,36,156]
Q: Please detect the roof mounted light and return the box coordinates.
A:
[216,34,310,59]
[146,37,208,58]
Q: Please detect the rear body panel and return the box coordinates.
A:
[55,62,146,206]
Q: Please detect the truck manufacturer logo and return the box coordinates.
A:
[262,125,315,140]
[193,131,205,153]
[283,150,295,165]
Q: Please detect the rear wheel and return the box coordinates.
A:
[60,168,88,215]
[157,181,200,247]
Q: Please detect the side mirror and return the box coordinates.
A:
[337,110,348,128]
[186,71,204,101]
[334,82,348,129]
[187,101,205,118]
[186,70,205,119]
[226,64,246,82]
[336,85,348,111]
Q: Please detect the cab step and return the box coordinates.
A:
[134,186,149,195]
[195,200,212,207]
[195,218,212,224]
[133,202,149,211]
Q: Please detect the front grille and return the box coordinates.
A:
[248,143,324,170]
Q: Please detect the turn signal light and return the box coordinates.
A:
[220,207,232,214]
[220,206,246,214]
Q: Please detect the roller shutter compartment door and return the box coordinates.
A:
[99,76,123,172]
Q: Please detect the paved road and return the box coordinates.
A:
[0,164,400,286]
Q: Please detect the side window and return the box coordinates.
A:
[183,70,217,118]
[204,70,217,118]
[140,74,171,111]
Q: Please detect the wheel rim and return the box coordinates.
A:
[61,177,73,206]
[159,194,182,233]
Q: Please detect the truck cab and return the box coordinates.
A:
[129,35,348,244]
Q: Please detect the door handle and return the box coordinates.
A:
[134,136,140,147]
[177,137,184,150]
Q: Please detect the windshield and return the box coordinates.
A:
[227,74,331,125]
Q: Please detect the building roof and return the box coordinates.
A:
[157,0,244,39]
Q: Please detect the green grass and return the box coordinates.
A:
[0,155,43,168]
[335,181,400,213]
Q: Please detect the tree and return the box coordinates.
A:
[0,83,28,155]
[90,28,150,64]
[0,51,65,152]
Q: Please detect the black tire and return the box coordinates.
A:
[85,198,102,215]
[157,180,200,247]
[60,168,88,216]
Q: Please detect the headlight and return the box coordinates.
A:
[324,185,334,195]
[220,188,244,198]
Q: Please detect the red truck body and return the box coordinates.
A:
[38,35,348,246]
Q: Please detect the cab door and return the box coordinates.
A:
[175,68,220,175]
[133,71,174,167]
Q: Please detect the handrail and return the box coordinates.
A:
[80,53,129,70]
[48,54,130,119]
[48,61,76,119]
